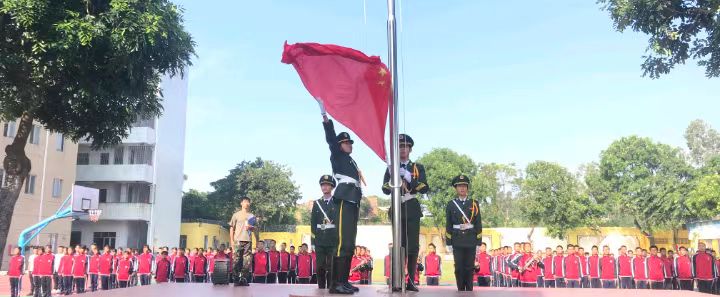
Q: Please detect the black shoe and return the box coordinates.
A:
[343,282,360,292]
[329,285,354,295]
[406,282,420,292]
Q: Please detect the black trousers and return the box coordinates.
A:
[118,281,127,288]
[28,273,34,294]
[41,276,52,297]
[426,277,439,286]
[452,246,475,291]
[173,277,185,283]
[100,275,111,290]
[298,278,310,284]
[698,280,713,293]
[602,280,616,288]
[89,274,98,291]
[253,276,266,283]
[635,280,648,289]
[110,274,117,289]
[619,277,633,289]
[676,279,692,290]
[10,277,21,297]
[278,272,288,283]
[581,276,590,288]
[53,273,61,291]
[566,279,580,288]
[334,199,359,258]
[288,271,297,283]
[590,277,601,288]
[267,273,276,283]
[520,282,537,287]
[544,279,556,288]
[140,274,151,286]
[477,276,491,287]
[62,276,73,294]
[311,274,317,284]
[194,275,205,283]
[649,281,664,290]
[315,245,334,289]
[74,277,85,294]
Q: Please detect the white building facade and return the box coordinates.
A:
[71,74,188,250]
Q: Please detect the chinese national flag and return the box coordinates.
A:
[282,41,390,161]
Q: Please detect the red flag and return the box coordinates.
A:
[282,41,390,161]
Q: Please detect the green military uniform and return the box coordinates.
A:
[445,175,482,291]
[381,134,428,290]
[323,119,361,294]
[311,175,339,290]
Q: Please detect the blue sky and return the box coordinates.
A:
[175,0,718,202]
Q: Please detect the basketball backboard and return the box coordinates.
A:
[71,185,100,213]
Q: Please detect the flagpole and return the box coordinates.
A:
[386,0,404,292]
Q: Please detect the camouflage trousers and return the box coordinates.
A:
[233,241,252,283]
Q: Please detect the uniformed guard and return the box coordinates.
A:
[445,174,482,291]
[381,133,428,292]
[311,175,339,290]
[318,101,363,295]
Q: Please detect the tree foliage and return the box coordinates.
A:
[687,174,720,219]
[181,189,215,220]
[599,0,720,78]
[474,163,524,227]
[685,119,720,166]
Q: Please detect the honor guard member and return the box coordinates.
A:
[381,133,429,292]
[319,101,363,295]
[445,174,483,291]
[311,175,339,290]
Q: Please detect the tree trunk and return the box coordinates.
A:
[527,226,535,242]
[633,218,655,246]
[672,228,679,249]
[0,113,33,265]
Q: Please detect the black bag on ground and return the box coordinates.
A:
[212,258,230,285]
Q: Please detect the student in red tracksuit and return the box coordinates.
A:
[599,246,617,288]
[110,249,120,289]
[541,248,555,288]
[631,248,648,289]
[694,242,716,293]
[205,248,215,283]
[562,245,583,288]
[588,246,601,288]
[425,244,441,286]
[507,243,522,287]
[617,246,633,289]
[659,248,673,289]
[349,249,363,284]
[34,247,54,297]
[296,244,313,284]
[8,247,24,297]
[193,252,208,283]
[115,252,133,288]
[553,245,565,288]
[252,242,270,283]
[384,251,391,285]
[310,250,317,284]
[645,246,666,289]
[288,246,298,284]
[88,245,100,292]
[71,246,88,294]
[135,245,153,286]
[474,242,492,287]
[278,243,290,284]
[155,251,172,283]
[267,241,280,284]
[171,249,190,283]
[187,249,196,283]
[58,248,74,295]
[517,242,543,287]
[577,247,589,288]
[98,246,113,290]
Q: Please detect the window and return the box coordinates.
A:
[179,235,187,249]
[99,189,107,203]
[56,133,64,152]
[93,232,116,249]
[113,147,124,164]
[213,236,218,249]
[3,121,16,138]
[129,146,153,165]
[24,175,36,195]
[51,178,63,198]
[28,125,40,145]
[100,153,110,165]
[203,235,208,249]
[77,153,89,165]
[70,231,81,247]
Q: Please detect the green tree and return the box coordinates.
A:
[474,163,524,227]
[519,161,599,239]
[181,189,215,220]
[598,136,694,243]
[687,174,720,219]
[599,0,720,78]
[416,148,476,240]
[0,0,194,260]
[685,119,720,166]
[207,158,302,241]
[581,162,633,226]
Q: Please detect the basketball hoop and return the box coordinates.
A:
[88,209,102,222]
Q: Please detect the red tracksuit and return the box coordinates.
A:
[206,254,215,275]
[72,254,88,277]
[588,255,600,279]
[280,251,290,273]
[618,254,632,278]
[694,251,716,281]
[646,255,666,282]
[425,252,441,277]
[59,255,73,276]
[384,255,391,279]
[137,253,153,275]
[8,255,24,277]
[193,255,207,277]
[510,252,522,280]
[518,253,541,284]
[172,255,189,280]
[579,255,588,279]
[35,253,54,277]
[99,253,113,275]
[296,253,312,279]
[188,255,196,275]
[674,255,693,280]
[475,251,492,277]
[600,255,617,280]
[288,252,297,272]
[553,255,564,279]
[155,258,171,283]
[116,258,133,282]
[89,254,100,275]
[349,256,362,283]
[252,252,269,277]
[632,257,647,280]
[311,252,317,276]
[542,256,555,280]
[563,255,582,280]
[662,256,673,280]
[268,251,280,274]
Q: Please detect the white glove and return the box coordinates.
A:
[315,97,327,115]
[399,167,412,183]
